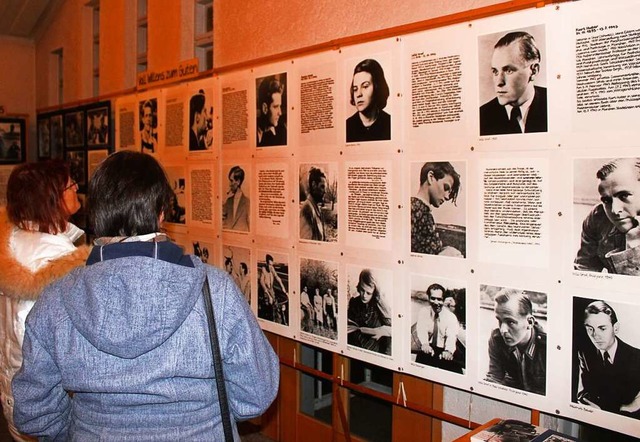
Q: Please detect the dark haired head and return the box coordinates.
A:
[265,254,274,264]
[426,283,446,297]
[308,167,326,190]
[240,262,248,275]
[419,162,461,204]
[88,151,173,237]
[7,160,71,234]
[494,31,541,64]
[189,90,206,127]
[584,300,618,325]
[229,165,245,186]
[258,76,284,108]
[349,59,390,110]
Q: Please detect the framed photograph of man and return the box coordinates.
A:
[0,117,26,164]
[299,163,338,243]
[64,110,85,148]
[571,296,640,421]
[256,251,289,327]
[573,157,640,277]
[478,284,547,396]
[37,116,51,159]
[86,102,111,148]
[50,113,64,159]
[478,25,548,136]
[410,274,466,374]
[255,73,287,148]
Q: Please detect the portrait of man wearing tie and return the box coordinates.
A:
[414,283,462,373]
[575,299,640,419]
[479,29,548,136]
[485,288,547,395]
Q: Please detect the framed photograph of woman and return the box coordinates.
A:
[37,116,51,159]
[86,102,111,148]
[0,117,26,164]
[345,58,391,143]
[64,110,85,148]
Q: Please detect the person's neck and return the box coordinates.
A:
[415,188,432,207]
[515,330,534,352]
[513,83,535,107]
[358,107,379,127]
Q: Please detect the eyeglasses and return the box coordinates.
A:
[64,181,78,191]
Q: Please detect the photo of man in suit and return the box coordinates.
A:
[575,300,640,419]
[256,74,287,147]
[222,165,249,231]
[479,30,547,136]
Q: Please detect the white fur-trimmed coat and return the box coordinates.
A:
[0,208,89,441]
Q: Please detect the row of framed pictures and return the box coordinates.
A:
[37,101,111,161]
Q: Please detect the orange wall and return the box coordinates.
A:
[0,36,36,160]
[100,0,136,96]
[213,0,500,69]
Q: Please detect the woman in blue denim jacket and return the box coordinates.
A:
[12,151,279,441]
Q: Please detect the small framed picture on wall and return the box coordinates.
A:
[0,117,26,164]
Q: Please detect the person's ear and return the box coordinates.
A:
[426,170,435,185]
[527,315,535,327]
[262,102,269,116]
[159,211,165,224]
[614,322,620,335]
[529,62,540,81]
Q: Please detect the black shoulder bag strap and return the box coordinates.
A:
[202,276,234,442]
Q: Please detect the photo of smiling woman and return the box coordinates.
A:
[346,58,391,143]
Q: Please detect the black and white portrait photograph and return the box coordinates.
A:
[222,165,250,232]
[64,110,84,148]
[50,114,64,159]
[37,116,50,159]
[573,157,640,276]
[346,58,391,143]
[478,25,547,136]
[300,257,338,341]
[479,284,547,395]
[410,274,466,374]
[139,98,158,153]
[188,89,213,151]
[86,104,110,147]
[410,161,466,257]
[222,245,251,305]
[165,166,186,224]
[257,251,289,326]
[346,265,392,356]
[0,118,25,164]
[256,73,287,147]
[66,150,86,188]
[299,163,338,242]
[572,297,640,420]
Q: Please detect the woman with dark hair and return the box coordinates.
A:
[347,269,392,355]
[0,160,90,442]
[346,58,391,143]
[13,151,279,440]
